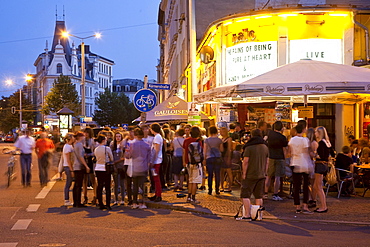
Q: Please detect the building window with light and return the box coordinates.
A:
[57,63,62,74]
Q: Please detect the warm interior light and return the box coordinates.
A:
[25,75,33,82]
[224,21,233,26]
[255,15,272,19]
[61,31,70,38]
[278,13,298,17]
[328,13,348,17]
[95,32,102,39]
[236,18,250,23]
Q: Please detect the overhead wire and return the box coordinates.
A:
[0,22,157,44]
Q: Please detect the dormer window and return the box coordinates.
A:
[57,63,62,74]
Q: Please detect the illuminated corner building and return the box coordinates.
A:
[158,0,370,151]
[33,19,114,127]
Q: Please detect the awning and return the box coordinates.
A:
[194,59,370,104]
[134,95,210,123]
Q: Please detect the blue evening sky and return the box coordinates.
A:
[0,0,160,97]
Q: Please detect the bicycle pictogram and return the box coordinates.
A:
[136,94,155,108]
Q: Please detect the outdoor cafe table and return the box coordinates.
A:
[355,163,370,196]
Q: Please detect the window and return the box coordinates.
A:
[57,63,62,73]
[74,65,77,75]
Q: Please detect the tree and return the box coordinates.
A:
[0,91,35,133]
[43,75,80,116]
[94,88,140,126]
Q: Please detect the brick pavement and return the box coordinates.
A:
[145,185,370,224]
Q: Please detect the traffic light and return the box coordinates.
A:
[11,106,16,114]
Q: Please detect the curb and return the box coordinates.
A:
[145,201,370,226]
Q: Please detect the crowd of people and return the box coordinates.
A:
[13,120,363,221]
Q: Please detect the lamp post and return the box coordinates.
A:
[62,32,101,118]
[5,77,30,129]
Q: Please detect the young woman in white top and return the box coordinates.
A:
[288,124,313,214]
[94,135,113,210]
[63,133,75,206]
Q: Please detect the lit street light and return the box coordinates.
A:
[61,31,101,119]
[5,76,31,129]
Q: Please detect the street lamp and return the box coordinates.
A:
[61,31,101,118]
[5,78,28,129]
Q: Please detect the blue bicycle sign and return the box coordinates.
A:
[133,89,157,112]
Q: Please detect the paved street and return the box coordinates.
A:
[1,143,370,247]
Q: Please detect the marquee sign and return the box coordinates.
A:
[225,41,278,85]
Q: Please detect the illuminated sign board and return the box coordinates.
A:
[225,41,278,85]
[289,39,343,64]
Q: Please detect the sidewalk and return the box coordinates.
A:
[145,185,370,225]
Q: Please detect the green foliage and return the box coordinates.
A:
[94,88,140,126]
[0,91,35,132]
[43,75,80,116]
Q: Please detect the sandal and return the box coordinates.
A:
[295,209,302,214]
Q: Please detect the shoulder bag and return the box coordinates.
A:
[105,147,114,174]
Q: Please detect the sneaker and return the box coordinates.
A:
[272,195,283,201]
[64,200,73,206]
[112,201,118,206]
[262,194,268,200]
[236,217,252,221]
[186,197,192,203]
[131,203,139,209]
[139,204,147,209]
[87,186,93,190]
[120,201,125,206]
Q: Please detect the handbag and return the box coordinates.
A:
[104,147,114,174]
[326,163,337,186]
[124,158,133,177]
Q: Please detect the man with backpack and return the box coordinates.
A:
[183,126,204,204]
[237,129,269,221]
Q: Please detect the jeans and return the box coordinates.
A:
[113,168,126,201]
[293,172,309,205]
[126,176,133,203]
[96,171,112,207]
[73,170,85,206]
[20,154,32,186]
[206,157,221,193]
[132,176,146,204]
[38,157,49,185]
[153,164,162,197]
[63,166,72,200]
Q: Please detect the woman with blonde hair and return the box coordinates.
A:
[313,126,334,213]
[62,133,75,206]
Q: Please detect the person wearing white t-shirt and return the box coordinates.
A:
[148,123,163,202]
[288,124,313,214]
[14,129,35,187]
[62,133,75,206]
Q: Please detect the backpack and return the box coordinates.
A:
[188,139,204,164]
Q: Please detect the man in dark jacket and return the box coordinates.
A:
[236,129,269,221]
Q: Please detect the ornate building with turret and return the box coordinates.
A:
[32,19,114,126]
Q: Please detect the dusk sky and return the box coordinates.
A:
[0,0,160,97]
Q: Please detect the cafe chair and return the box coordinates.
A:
[326,168,355,198]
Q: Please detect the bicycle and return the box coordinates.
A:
[136,94,154,108]
[3,148,21,188]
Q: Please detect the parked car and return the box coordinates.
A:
[4,134,14,143]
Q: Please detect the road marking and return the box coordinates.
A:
[26,204,41,212]
[11,219,32,230]
[35,174,58,199]
[10,208,21,220]
[0,243,18,247]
